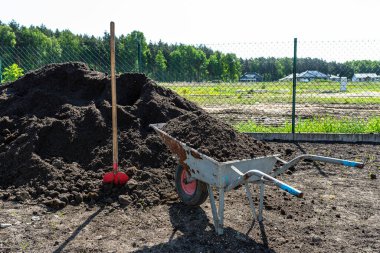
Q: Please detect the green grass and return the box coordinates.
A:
[160,81,380,105]
[234,116,380,133]
[159,81,380,133]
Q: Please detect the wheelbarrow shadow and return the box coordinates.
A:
[133,203,276,253]
[294,142,328,177]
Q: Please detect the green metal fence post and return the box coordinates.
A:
[0,57,2,84]
[292,38,297,135]
[137,40,143,73]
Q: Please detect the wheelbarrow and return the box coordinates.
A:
[150,123,364,235]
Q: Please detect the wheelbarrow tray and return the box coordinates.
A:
[150,123,279,187]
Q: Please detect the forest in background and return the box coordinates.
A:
[1,20,380,82]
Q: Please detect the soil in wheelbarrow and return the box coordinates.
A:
[163,113,272,162]
[0,62,271,209]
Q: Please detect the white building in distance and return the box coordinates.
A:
[352,73,380,82]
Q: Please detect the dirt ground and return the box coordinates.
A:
[204,104,380,125]
[1,142,379,253]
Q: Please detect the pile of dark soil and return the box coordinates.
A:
[163,113,272,162]
[0,62,272,209]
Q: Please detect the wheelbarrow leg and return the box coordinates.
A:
[218,187,225,235]
[207,185,220,235]
[258,182,265,222]
[244,183,257,221]
[207,185,225,235]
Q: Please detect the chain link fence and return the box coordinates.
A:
[1,39,379,133]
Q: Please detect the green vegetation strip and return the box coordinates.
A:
[234,116,380,134]
[162,82,380,105]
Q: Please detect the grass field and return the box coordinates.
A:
[234,116,380,133]
[160,81,380,133]
[160,81,380,105]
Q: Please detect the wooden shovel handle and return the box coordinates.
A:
[110,21,118,169]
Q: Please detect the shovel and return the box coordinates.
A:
[102,21,129,186]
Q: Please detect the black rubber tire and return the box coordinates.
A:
[175,165,208,206]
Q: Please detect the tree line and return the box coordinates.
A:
[1,20,380,82]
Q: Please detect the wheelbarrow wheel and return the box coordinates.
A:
[175,165,208,206]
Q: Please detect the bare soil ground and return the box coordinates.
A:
[1,142,379,253]
[204,104,380,125]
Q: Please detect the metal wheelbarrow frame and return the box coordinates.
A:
[150,123,364,235]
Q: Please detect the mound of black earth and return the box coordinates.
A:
[163,113,272,162]
[0,62,272,209]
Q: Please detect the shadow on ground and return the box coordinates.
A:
[293,142,328,177]
[133,203,276,253]
[52,206,104,253]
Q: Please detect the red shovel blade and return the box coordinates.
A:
[103,172,129,186]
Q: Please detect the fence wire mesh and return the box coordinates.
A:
[0,39,379,133]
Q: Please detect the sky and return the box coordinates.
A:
[1,0,380,61]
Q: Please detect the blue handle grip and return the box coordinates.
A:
[277,183,303,198]
[342,160,364,168]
